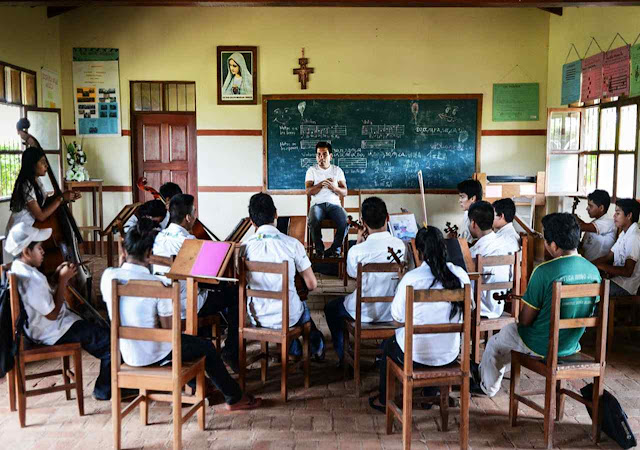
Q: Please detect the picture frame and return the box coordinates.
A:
[217,46,258,105]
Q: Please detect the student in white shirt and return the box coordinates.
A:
[576,189,617,262]
[101,218,261,410]
[593,198,640,296]
[468,201,513,318]
[243,193,325,358]
[5,223,112,401]
[449,179,483,243]
[324,196,405,364]
[305,141,348,258]
[369,226,471,412]
[123,199,169,234]
[152,194,239,365]
[493,198,522,250]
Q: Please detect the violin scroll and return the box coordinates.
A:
[444,221,459,237]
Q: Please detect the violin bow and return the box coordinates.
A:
[417,170,428,227]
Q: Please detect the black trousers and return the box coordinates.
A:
[378,336,431,405]
[55,320,111,399]
[158,333,243,405]
[198,284,239,358]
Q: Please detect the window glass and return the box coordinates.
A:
[581,106,599,151]
[548,111,580,151]
[599,107,617,150]
[616,153,635,198]
[597,153,615,194]
[619,104,637,151]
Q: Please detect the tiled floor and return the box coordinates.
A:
[1,261,639,449]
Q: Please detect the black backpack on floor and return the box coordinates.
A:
[580,383,637,449]
[0,274,28,379]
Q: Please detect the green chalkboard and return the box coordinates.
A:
[263,94,482,192]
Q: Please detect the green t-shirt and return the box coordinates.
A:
[518,255,601,358]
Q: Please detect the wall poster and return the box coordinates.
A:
[581,52,604,102]
[602,45,630,98]
[492,83,539,122]
[41,68,61,108]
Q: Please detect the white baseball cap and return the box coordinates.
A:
[5,223,52,256]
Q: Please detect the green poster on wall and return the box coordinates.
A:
[630,44,640,97]
[493,83,539,122]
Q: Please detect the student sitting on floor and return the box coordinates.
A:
[492,198,521,250]
[468,201,514,318]
[123,199,168,234]
[6,223,112,401]
[324,196,405,366]
[576,189,616,262]
[152,194,238,366]
[368,226,471,412]
[450,179,483,243]
[101,218,261,410]
[242,192,325,359]
[474,213,600,397]
[592,198,640,297]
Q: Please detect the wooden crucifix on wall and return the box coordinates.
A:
[293,48,314,90]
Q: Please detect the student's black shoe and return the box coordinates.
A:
[368,395,386,414]
[324,248,338,258]
[94,388,138,402]
[312,347,325,362]
[469,378,486,396]
[314,248,325,258]
[470,361,481,385]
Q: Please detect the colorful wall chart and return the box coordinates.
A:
[602,45,630,98]
[581,52,604,102]
[561,60,582,105]
[492,83,539,122]
[72,48,121,136]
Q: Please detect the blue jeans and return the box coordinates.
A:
[289,302,325,357]
[308,202,348,253]
[55,320,111,399]
[324,297,352,361]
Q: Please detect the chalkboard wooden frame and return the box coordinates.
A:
[262,94,482,194]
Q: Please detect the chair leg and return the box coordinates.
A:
[260,341,268,384]
[303,323,311,389]
[74,350,84,416]
[543,376,557,449]
[440,385,450,432]
[112,382,122,450]
[197,368,206,431]
[509,357,521,427]
[281,338,288,403]
[239,334,246,391]
[402,379,413,450]
[472,324,481,365]
[7,368,16,412]
[607,299,615,354]
[62,356,72,401]
[354,335,361,397]
[460,377,470,450]
[173,382,182,450]
[592,375,604,443]
[555,380,565,422]
[386,361,395,435]
[17,360,26,428]
[140,389,148,425]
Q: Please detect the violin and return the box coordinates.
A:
[136,177,220,241]
[386,246,408,278]
[444,222,459,237]
[492,291,523,303]
[571,197,580,215]
[347,215,368,240]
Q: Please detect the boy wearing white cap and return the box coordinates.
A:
[6,223,113,400]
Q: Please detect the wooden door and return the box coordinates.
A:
[132,113,197,204]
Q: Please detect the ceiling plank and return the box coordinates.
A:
[539,6,563,14]
[47,6,76,17]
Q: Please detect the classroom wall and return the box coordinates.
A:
[0,7,61,231]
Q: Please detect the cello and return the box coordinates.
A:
[136,177,221,241]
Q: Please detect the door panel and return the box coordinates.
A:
[143,124,161,162]
[171,171,188,194]
[170,124,187,162]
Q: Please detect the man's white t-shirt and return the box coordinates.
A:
[305,164,346,207]
[242,224,312,329]
[581,216,617,262]
[470,231,512,319]
[101,263,173,367]
[344,231,405,323]
[12,259,80,346]
[495,222,522,250]
[460,210,472,243]
[611,222,640,295]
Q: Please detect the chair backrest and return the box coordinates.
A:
[547,280,609,370]
[355,262,401,325]
[238,258,290,334]
[111,280,181,374]
[149,254,175,267]
[345,190,362,235]
[475,251,522,319]
[404,284,472,377]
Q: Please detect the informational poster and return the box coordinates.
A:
[603,45,630,98]
[631,44,640,98]
[561,60,582,105]
[492,83,539,122]
[41,68,61,108]
[581,52,604,102]
[72,48,121,136]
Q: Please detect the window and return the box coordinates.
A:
[546,97,640,200]
[131,81,195,112]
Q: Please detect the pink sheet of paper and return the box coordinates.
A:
[603,45,630,97]
[190,241,232,278]
[582,52,604,102]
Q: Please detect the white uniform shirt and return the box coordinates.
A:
[495,222,522,250]
[101,263,173,367]
[611,222,640,295]
[305,164,346,207]
[344,231,405,323]
[470,232,512,319]
[242,224,311,329]
[5,179,46,262]
[123,211,170,234]
[152,223,207,318]
[581,216,617,262]
[12,259,80,346]
[391,262,471,366]
[460,210,472,243]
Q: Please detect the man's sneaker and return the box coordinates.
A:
[314,248,325,258]
[324,248,338,258]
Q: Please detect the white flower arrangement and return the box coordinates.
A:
[64,139,90,182]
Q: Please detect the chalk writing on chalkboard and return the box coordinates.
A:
[263,95,481,191]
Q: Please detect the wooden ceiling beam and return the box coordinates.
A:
[46,6,76,16]
[539,6,563,14]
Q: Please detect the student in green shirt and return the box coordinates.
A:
[472,213,601,397]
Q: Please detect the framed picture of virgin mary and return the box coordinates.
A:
[217,46,258,105]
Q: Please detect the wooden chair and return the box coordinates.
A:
[606,287,640,353]
[238,258,310,402]
[471,252,522,364]
[111,279,206,450]
[150,253,223,349]
[343,262,402,397]
[386,284,472,450]
[4,270,84,428]
[306,195,349,286]
[510,280,610,449]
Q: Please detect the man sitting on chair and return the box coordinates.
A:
[305,141,348,258]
